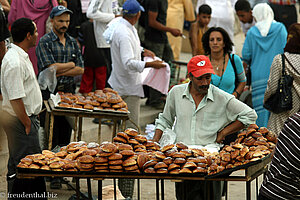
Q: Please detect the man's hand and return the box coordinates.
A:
[146,60,166,69]
[169,28,182,37]
[24,118,31,135]
[143,49,155,58]
[216,131,225,144]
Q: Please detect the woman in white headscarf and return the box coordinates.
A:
[242,3,287,128]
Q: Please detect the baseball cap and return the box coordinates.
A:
[123,0,144,14]
[50,6,73,19]
[187,55,215,77]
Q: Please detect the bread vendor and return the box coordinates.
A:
[152,55,257,200]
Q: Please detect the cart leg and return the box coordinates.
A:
[137,179,140,200]
[77,117,83,141]
[98,180,102,200]
[121,119,126,131]
[256,177,258,199]
[113,178,117,200]
[156,179,160,200]
[48,114,54,150]
[73,116,78,141]
[161,179,164,200]
[113,120,117,140]
[225,181,228,200]
[87,178,92,199]
[75,178,80,200]
[98,118,102,144]
[246,181,251,200]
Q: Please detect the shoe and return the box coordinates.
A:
[50,178,62,189]
[101,119,113,125]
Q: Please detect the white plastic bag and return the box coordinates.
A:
[159,128,176,147]
[38,66,57,93]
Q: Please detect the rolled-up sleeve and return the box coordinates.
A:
[226,97,257,126]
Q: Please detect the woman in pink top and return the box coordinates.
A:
[8,0,58,74]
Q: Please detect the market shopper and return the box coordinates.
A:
[36,5,84,189]
[1,18,46,198]
[258,111,300,200]
[189,4,211,56]
[202,27,246,98]
[103,0,166,198]
[153,55,257,200]
[235,0,256,36]
[242,3,287,128]
[143,0,182,108]
[264,23,300,136]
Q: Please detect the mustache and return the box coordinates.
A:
[60,27,67,30]
[199,85,209,89]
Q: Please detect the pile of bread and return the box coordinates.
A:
[17,125,277,175]
[57,88,128,112]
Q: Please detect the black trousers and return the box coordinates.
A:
[3,113,46,199]
[175,180,222,200]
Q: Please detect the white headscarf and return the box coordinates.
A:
[252,3,274,37]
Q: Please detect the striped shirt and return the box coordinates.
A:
[36,30,84,85]
[268,0,296,5]
[259,112,300,200]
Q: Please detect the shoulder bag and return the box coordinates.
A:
[263,54,293,114]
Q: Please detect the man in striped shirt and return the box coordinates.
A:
[259,112,300,200]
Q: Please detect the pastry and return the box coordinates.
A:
[160,144,175,152]
[118,144,133,151]
[108,153,123,160]
[176,142,188,150]
[179,168,192,174]
[122,158,137,167]
[124,128,139,137]
[156,168,168,173]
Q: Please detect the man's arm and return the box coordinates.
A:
[148,11,182,37]
[0,41,6,65]
[10,99,31,135]
[216,120,244,143]
[57,66,84,77]
[49,62,76,74]
[153,129,163,142]
[86,0,115,23]
[189,22,198,56]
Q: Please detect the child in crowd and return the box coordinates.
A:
[235,0,255,36]
[78,19,107,96]
[189,4,211,56]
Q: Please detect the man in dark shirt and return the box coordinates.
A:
[143,0,181,108]
[36,5,84,189]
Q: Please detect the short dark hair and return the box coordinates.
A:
[202,27,233,55]
[11,18,35,43]
[198,4,211,15]
[235,0,251,12]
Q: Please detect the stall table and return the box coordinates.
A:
[44,100,129,150]
[17,155,271,200]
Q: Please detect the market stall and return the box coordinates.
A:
[17,125,276,200]
[43,89,130,150]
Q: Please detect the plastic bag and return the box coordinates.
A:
[38,66,57,93]
[159,128,176,147]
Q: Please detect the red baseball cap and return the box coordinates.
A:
[187,55,215,77]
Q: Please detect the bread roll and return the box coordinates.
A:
[144,167,155,173]
[124,128,139,137]
[78,155,94,163]
[108,160,123,165]
[122,158,137,167]
[156,168,168,174]
[179,168,192,174]
[160,144,175,152]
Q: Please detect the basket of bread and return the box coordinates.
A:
[17,124,277,177]
[54,88,128,113]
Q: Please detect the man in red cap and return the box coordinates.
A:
[153,55,257,199]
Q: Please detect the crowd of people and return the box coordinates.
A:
[0,0,299,199]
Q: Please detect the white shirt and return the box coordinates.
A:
[1,44,42,116]
[87,0,119,48]
[108,18,146,97]
[241,19,256,35]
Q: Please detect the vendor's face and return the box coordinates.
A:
[209,31,225,53]
[52,13,70,34]
[190,73,211,95]
[236,10,253,24]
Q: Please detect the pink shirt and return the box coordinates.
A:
[8,0,58,74]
